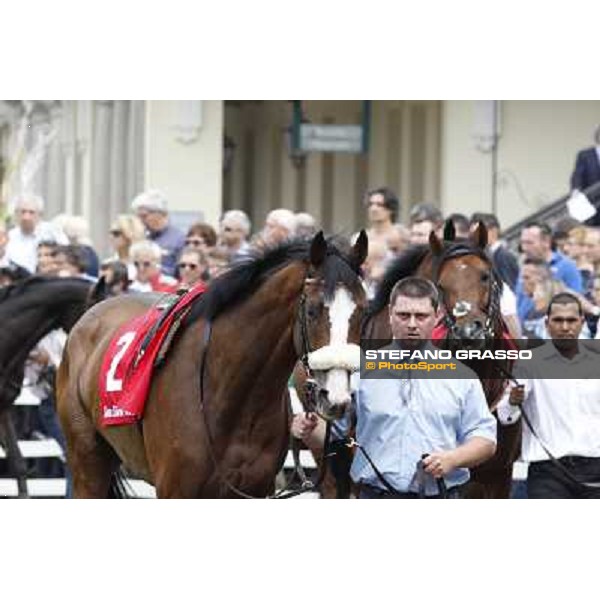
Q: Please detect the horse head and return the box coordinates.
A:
[295,231,368,421]
[430,221,500,344]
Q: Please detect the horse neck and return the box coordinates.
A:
[209,261,306,415]
[0,280,87,369]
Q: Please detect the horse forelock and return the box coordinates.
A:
[433,241,491,276]
[319,251,363,300]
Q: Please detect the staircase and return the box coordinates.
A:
[502,181,600,250]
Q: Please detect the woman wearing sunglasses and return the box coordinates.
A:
[107,214,146,280]
[129,240,178,293]
[176,247,210,290]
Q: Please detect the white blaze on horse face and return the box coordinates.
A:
[324,287,356,404]
[326,287,356,348]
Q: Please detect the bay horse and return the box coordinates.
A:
[56,232,368,498]
[361,221,521,498]
[0,276,94,497]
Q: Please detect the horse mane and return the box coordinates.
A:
[367,244,430,317]
[187,236,362,323]
[0,275,92,304]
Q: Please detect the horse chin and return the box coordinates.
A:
[451,322,487,348]
[316,393,347,421]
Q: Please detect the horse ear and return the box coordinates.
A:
[429,230,444,256]
[443,219,456,242]
[471,221,488,249]
[309,231,327,267]
[351,230,369,268]
[86,275,109,308]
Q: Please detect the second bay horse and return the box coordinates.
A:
[362,221,521,498]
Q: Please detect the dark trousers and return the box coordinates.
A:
[527,457,600,499]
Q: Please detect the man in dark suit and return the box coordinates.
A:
[470,212,519,292]
[570,125,600,226]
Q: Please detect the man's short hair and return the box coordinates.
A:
[409,202,443,226]
[56,245,87,274]
[37,240,59,254]
[266,208,296,234]
[524,221,552,238]
[365,187,400,223]
[389,276,440,311]
[294,212,317,238]
[130,239,163,262]
[221,210,251,236]
[523,256,548,270]
[470,212,500,230]
[546,292,583,317]
[131,189,168,214]
[13,194,45,213]
[447,213,470,237]
[553,217,580,237]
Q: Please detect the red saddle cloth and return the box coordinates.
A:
[99,283,206,426]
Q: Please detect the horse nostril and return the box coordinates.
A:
[473,319,484,330]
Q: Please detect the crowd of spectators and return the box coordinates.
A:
[2,121,600,492]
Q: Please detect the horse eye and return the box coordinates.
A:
[307,303,323,319]
[481,273,490,283]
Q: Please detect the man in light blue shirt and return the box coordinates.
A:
[516,222,583,325]
[292,276,497,498]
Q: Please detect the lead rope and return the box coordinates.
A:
[346,440,447,497]
[494,362,600,490]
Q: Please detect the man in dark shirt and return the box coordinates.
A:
[570,125,600,226]
[470,212,519,292]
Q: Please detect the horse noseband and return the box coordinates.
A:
[452,300,472,319]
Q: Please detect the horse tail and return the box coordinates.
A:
[108,467,135,499]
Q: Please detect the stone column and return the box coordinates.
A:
[91,101,113,255]
[61,101,76,215]
[125,100,145,205]
[76,100,93,219]
[46,102,66,217]
[109,100,127,217]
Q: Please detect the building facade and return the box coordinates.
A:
[1,100,599,256]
